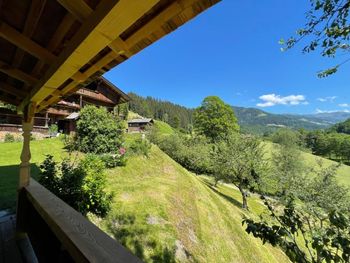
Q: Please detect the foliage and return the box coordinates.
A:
[39,154,113,217]
[0,102,16,112]
[193,96,239,141]
[270,128,304,148]
[128,92,193,130]
[305,130,350,163]
[4,133,14,143]
[281,0,350,77]
[331,118,350,134]
[210,134,267,210]
[76,105,124,154]
[243,198,350,263]
[48,124,58,136]
[100,149,127,168]
[115,103,129,120]
[271,144,307,198]
[129,138,152,157]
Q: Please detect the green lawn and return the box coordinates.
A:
[0,138,66,211]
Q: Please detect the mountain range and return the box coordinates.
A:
[232,106,350,134]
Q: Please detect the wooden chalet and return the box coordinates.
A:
[0,77,129,134]
[128,118,154,133]
[0,0,220,262]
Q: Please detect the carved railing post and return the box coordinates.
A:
[18,102,36,189]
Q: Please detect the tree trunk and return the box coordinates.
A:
[238,184,249,210]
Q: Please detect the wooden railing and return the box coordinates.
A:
[17,179,142,263]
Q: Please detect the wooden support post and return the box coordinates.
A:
[18,102,36,189]
[45,112,49,127]
[79,95,83,108]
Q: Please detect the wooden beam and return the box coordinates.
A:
[12,0,46,68]
[0,82,26,97]
[0,61,38,85]
[0,21,56,64]
[109,37,132,57]
[19,0,160,111]
[31,13,76,77]
[57,0,93,23]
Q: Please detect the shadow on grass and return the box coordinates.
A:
[106,213,176,263]
[201,178,243,209]
[0,164,40,211]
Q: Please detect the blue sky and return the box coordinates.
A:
[104,1,350,114]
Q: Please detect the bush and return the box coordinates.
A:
[76,105,124,154]
[48,124,58,136]
[100,149,127,168]
[60,134,77,152]
[129,138,152,157]
[39,154,113,217]
[4,133,14,142]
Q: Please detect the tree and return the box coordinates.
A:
[211,134,267,209]
[193,96,239,141]
[243,198,350,263]
[270,128,303,148]
[272,144,306,198]
[76,105,124,154]
[281,0,350,77]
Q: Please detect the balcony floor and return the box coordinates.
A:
[0,214,22,263]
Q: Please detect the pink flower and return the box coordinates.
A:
[119,147,126,155]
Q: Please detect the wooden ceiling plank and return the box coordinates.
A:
[0,61,38,85]
[57,0,93,23]
[31,13,76,78]
[0,82,26,97]
[19,0,160,111]
[0,21,56,64]
[12,0,46,68]
[124,1,191,47]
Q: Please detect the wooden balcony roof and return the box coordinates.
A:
[0,0,220,114]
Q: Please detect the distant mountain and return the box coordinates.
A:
[231,106,347,134]
[304,112,350,124]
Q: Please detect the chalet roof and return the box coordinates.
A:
[65,112,80,120]
[128,118,153,124]
[0,0,220,115]
[99,77,129,104]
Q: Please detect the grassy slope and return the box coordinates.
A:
[0,138,66,210]
[264,142,350,188]
[93,143,289,263]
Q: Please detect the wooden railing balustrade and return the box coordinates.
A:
[16,179,142,263]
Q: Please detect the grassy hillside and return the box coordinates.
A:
[264,142,350,188]
[91,141,289,263]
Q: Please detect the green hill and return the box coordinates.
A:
[92,141,289,263]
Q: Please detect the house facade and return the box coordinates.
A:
[0,77,129,134]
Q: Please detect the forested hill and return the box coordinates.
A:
[127,92,350,134]
[127,92,194,129]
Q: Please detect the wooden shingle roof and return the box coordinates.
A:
[0,0,220,114]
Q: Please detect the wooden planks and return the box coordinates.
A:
[0,21,56,64]
[0,215,23,263]
[0,61,38,86]
[19,0,161,111]
[24,179,142,263]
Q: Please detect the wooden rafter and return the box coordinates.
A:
[19,0,161,112]
[12,0,46,68]
[0,21,56,64]
[58,0,133,58]
[31,13,76,78]
[0,82,26,97]
[0,61,38,85]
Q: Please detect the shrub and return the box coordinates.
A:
[4,133,14,143]
[129,138,152,157]
[39,154,113,217]
[60,134,77,152]
[76,105,124,154]
[100,149,127,168]
[48,124,58,136]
